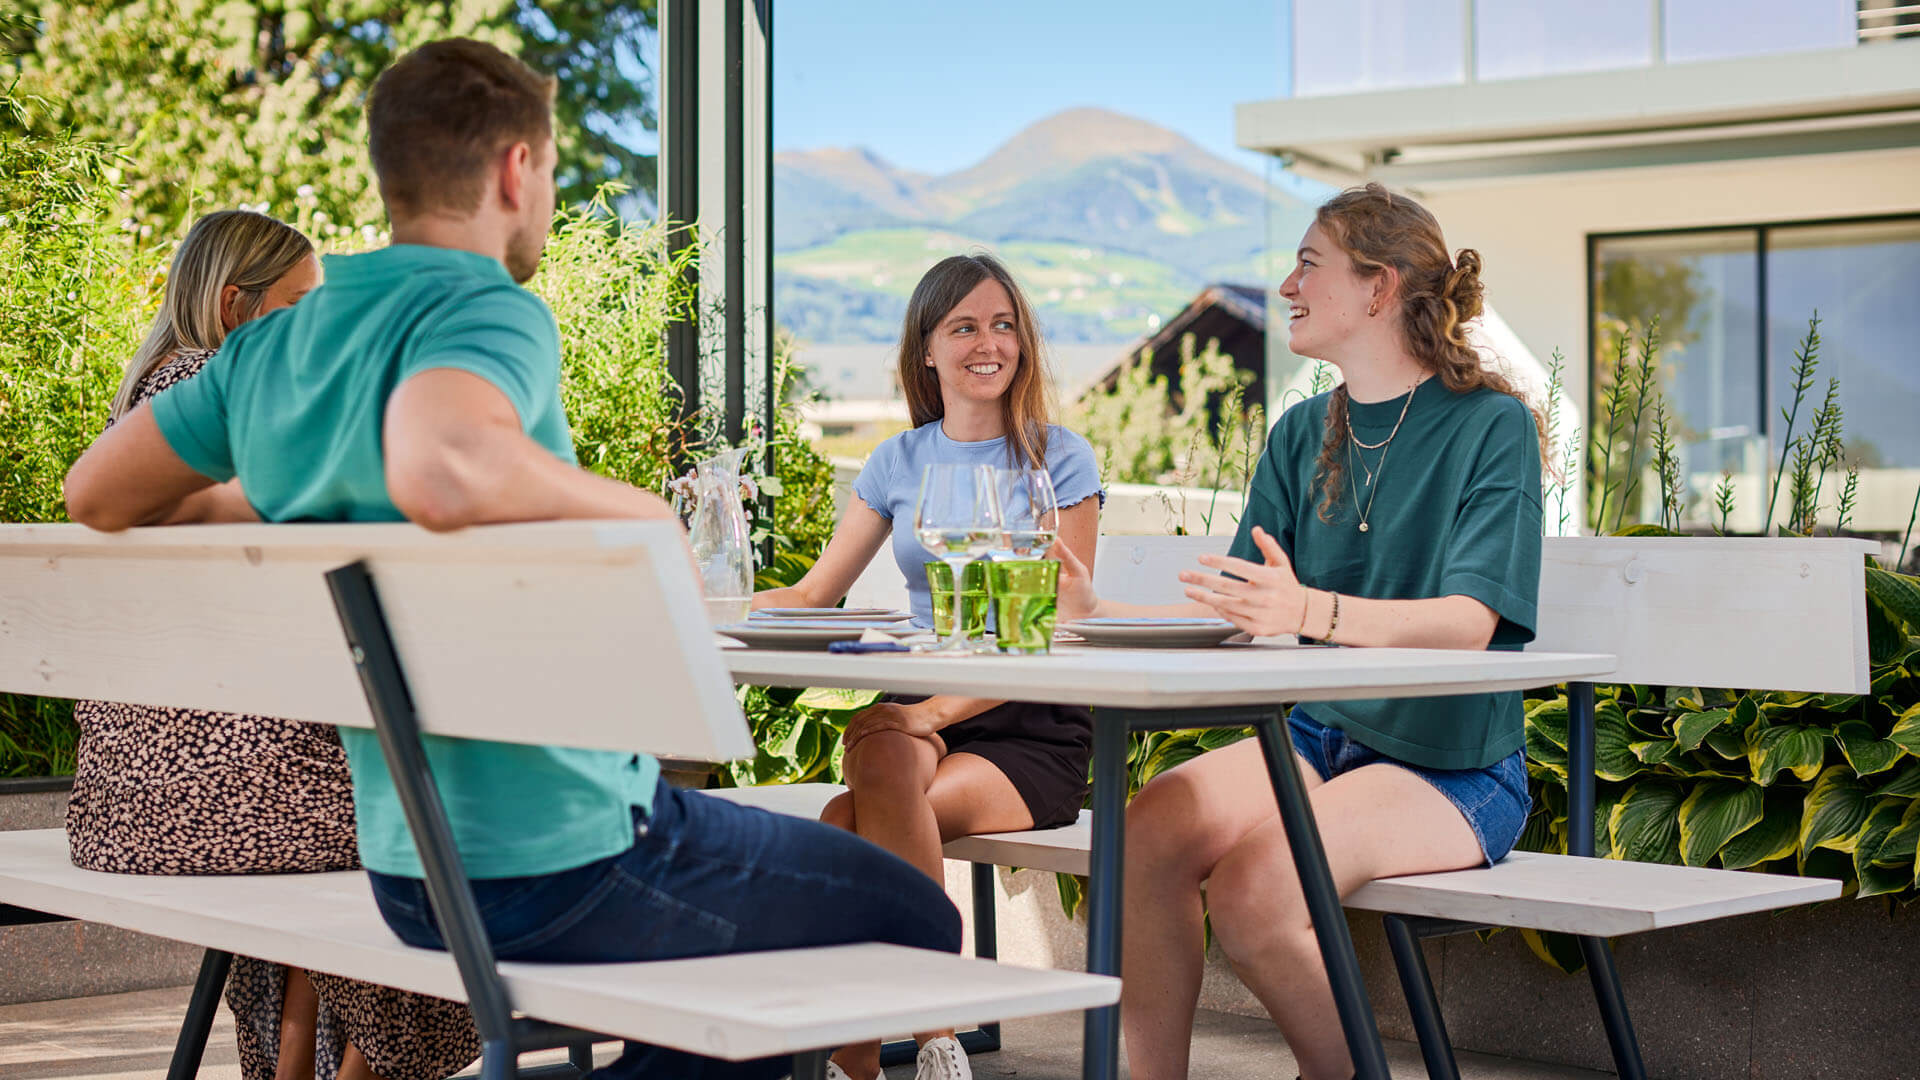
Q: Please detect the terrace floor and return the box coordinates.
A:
[0,985,1609,1080]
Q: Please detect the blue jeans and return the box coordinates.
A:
[1287,707,1531,864]
[368,783,963,1080]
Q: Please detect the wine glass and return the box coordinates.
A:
[914,463,1002,654]
[994,468,1060,559]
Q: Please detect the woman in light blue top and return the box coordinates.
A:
[755,253,1103,1080]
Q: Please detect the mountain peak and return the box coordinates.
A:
[930,107,1259,204]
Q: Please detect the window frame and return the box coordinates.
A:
[1584,211,1920,474]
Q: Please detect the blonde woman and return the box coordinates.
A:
[65,210,480,1080]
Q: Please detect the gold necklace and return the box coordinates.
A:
[1344,378,1422,533]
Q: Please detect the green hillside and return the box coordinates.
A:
[777,228,1201,343]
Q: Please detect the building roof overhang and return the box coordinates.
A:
[1235,39,1920,188]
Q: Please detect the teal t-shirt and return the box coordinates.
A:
[1231,377,1543,770]
[150,244,661,879]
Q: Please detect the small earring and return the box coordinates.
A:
[1367,303,1378,317]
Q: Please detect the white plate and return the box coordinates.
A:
[1058,618,1242,649]
[752,608,913,622]
[716,622,874,650]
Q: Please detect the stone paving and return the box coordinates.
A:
[0,985,1610,1080]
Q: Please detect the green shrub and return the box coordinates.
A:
[0,89,156,776]
[1507,315,1920,970]
[0,167,834,775]
[1071,333,1267,500]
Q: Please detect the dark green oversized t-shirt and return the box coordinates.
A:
[1230,376,1543,770]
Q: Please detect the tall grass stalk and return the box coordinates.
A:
[1591,332,1634,531]
[1764,313,1821,535]
[1901,484,1920,570]
[1611,318,1662,534]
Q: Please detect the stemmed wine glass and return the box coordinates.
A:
[914,463,1003,654]
[994,468,1060,559]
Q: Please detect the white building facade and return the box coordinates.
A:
[1238,1,1920,541]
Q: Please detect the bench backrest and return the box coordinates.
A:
[1093,534,1233,606]
[1533,536,1872,694]
[0,522,754,760]
[1090,533,1872,694]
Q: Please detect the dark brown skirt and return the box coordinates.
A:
[66,700,481,1080]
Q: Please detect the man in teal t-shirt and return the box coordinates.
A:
[65,38,958,1080]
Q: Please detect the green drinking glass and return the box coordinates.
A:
[926,559,988,641]
[986,559,1059,654]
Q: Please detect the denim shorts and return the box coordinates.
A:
[1287,707,1531,864]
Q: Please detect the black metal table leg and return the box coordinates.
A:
[1253,715,1391,1080]
[165,948,233,1080]
[1081,712,1130,1080]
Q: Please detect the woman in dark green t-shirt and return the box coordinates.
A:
[1055,183,1550,1080]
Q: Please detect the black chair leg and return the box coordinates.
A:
[165,948,233,1080]
[478,1038,520,1080]
[792,1048,830,1080]
[1382,916,1460,1080]
[881,862,1003,1066]
[1579,935,1648,1080]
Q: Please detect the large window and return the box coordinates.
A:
[1591,218,1920,534]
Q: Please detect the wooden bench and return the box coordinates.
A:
[0,522,1119,1080]
[721,534,1864,1079]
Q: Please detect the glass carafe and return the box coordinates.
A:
[680,447,756,626]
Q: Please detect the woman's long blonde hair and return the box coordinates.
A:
[896,253,1055,470]
[111,210,312,419]
[1310,183,1551,520]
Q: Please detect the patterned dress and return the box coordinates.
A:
[64,347,482,1080]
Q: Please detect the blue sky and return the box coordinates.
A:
[774,0,1289,175]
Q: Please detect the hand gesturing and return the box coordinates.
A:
[1178,526,1309,637]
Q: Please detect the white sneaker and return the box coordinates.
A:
[822,1061,879,1080]
[914,1036,972,1080]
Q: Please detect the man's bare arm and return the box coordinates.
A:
[383,368,676,529]
[64,405,218,531]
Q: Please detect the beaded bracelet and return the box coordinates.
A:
[1325,591,1341,643]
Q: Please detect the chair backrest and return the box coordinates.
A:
[1081,533,1872,694]
[0,522,753,761]
[844,545,912,611]
[1092,534,1234,606]
[1534,536,1872,694]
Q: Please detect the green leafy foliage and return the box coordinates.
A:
[2,0,660,231]
[0,83,834,777]
[1071,334,1267,523]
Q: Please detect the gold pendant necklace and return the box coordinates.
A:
[1344,377,1424,533]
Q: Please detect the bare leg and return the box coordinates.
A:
[1120,739,1319,1080]
[273,967,320,1080]
[826,742,1035,1078]
[1206,764,1483,1080]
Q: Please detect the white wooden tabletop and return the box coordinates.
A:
[723,642,1617,709]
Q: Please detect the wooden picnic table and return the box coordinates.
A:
[724,641,1617,1080]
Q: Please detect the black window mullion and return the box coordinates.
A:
[1756,225,1770,460]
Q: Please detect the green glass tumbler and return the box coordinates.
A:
[926,560,988,641]
[986,559,1059,654]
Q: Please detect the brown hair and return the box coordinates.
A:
[896,253,1055,469]
[366,38,556,219]
[1309,182,1551,520]
[113,210,312,419]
